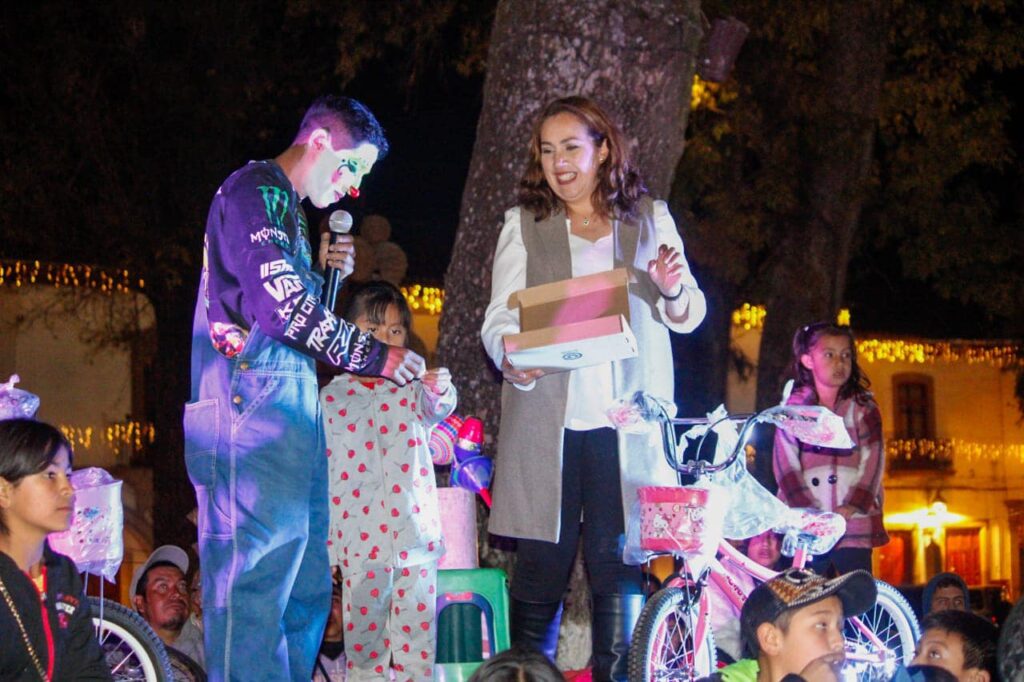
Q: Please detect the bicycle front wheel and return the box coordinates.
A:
[843,580,919,680]
[628,586,717,682]
[90,596,174,681]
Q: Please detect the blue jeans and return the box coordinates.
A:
[185,322,330,681]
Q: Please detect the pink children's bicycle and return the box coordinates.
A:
[609,393,919,682]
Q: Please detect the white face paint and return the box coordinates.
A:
[306,138,379,208]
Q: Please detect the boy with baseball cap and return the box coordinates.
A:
[699,567,877,682]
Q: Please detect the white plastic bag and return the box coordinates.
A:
[49,467,124,582]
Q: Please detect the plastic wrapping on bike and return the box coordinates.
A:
[626,405,816,566]
[50,467,125,582]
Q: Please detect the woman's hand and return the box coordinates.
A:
[647,244,684,298]
[318,231,356,278]
[422,367,452,395]
[501,356,545,386]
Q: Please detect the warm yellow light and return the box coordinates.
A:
[729,304,850,331]
[60,420,155,455]
[1,259,143,294]
[731,303,766,331]
[401,284,444,316]
[884,505,967,528]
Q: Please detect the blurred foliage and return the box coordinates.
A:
[675,0,1024,329]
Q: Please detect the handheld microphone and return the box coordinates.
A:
[323,210,353,311]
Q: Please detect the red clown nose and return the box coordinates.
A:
[348,187,360,198]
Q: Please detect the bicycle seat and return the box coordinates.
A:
[773,509,846,558]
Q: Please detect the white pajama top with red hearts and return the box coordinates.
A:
[321,374,456,570]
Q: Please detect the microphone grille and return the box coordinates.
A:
[328,210,353,234]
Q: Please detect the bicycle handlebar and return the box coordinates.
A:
[652,399,757,477]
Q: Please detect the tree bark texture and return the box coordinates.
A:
[436,0,703,668]
[755,0,887,408]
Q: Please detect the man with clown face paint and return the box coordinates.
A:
[184,95,425,682]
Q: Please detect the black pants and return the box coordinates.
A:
[510,427,642,603]
[810,547,873,576]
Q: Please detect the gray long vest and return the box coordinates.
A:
[488,197,679,562]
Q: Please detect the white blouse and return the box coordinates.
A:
[480,200,705,429]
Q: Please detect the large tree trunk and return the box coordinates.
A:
[436,0,703,668]
[755,0,887,409]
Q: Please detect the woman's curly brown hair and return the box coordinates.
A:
[518,96,647,222]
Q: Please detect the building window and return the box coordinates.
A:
[877,530,914,586]
[945,528,981,586]
[893,374,935,439]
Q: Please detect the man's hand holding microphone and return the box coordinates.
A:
[319,210,425,387]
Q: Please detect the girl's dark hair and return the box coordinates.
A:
[341,280,411,332]
[466,645,564,682]
[791,322,872,404]
[0,419,72,534]
[518,96,647,222]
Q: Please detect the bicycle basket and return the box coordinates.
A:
[637,486,716,555]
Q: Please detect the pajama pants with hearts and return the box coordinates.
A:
[342,560,438,681]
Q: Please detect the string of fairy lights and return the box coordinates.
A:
[59,421,156,459]
[889,438,1024,465]
[731,303,1022,369]
[0,259,143,293]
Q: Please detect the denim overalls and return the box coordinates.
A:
[184,162,382,681]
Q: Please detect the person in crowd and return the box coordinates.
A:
[312,580,346,682]
[773,323,888,575]
[910,610,998,682]
[481,95,706,680]
[746,530,785,571]
[466,645,565,682]
[183,95,425,681]
[0,418,111,680]
[922,572,970,615]
[130,545,205,670]
[320,281,456,680]
[709,530,787,663]
[697,567,876,682]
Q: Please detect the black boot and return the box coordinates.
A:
[591,593,644,681]
[510,597,563,662]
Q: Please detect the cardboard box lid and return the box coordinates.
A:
[503,314,638,373]
[508,268,630,332]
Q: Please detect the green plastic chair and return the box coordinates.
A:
[435,568,511,681]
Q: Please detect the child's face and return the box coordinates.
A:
[746,531,782,569]
[763,596,846,675]
[354,303,408,347]
[0,446,75,537]
[912,628,984,681]
[800,334,853,392]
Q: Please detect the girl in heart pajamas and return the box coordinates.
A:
[320,282,457,681]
